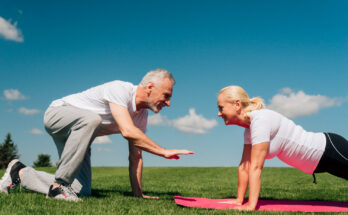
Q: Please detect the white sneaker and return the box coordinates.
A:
[0,159,26,194]
[47,184,81,202]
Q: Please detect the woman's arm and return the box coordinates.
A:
[234,144,252,204]
[238,142,269,210]
[221,144,251,205]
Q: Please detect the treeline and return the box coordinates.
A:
[0,133,19,169]
[0,133,52,169]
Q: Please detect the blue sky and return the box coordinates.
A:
[1,0,347,168]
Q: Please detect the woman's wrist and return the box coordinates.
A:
[235,197,244,204]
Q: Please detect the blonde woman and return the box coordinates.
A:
[217,85,348,211]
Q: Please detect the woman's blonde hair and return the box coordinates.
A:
[219,85,265,118]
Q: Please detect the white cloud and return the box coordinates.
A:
[0,17,23,42]
[4,89,27,100]
[148,109,218,134]
[93,136,112,144]
[172,108,218,134]
[29,128,44,135]
[147,113,169,126]
[18,107,40,115]
[268,88,344,118]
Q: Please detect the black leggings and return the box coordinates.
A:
[314,133,348,180]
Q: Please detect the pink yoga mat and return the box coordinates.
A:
[174,196,348,212]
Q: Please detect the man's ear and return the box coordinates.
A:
[147,81,154,89]
[145,82,154,95]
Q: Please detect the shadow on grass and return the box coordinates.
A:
[91,188,182,199]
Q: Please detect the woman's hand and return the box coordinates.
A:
[234,204,256,211]
[219,199,243,205]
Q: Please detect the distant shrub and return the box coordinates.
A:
[33,154,52,168]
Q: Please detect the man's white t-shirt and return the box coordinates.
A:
[49,80,148,134]
[244,109,326,174]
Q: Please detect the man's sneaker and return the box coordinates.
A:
[47,184,81,202]
[0,159,26,194]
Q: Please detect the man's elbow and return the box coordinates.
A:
[121,128,136,140]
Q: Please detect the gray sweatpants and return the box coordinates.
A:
[20,105,102,196]
[21,167,83,194]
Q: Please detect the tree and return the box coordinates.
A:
[33,154,52,168]
[0,133,19,169]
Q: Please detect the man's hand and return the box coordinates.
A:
[163,149,194,159]
[140,194,159,199]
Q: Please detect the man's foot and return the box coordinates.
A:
[0,159,26,194]
[47,184,81,202]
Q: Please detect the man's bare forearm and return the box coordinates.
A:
[128,145,143,197]
[123,126,165,157]
[110,103,193,159]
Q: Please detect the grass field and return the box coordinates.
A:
[0,167,347,214]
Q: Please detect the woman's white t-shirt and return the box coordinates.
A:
[244,109,326,174]
[49,80,148,134]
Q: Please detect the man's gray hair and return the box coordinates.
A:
[139,69,175,87]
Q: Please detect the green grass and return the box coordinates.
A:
[0,167,347,214]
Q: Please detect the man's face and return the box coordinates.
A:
[147,78,173,113]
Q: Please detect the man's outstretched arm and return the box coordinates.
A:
[109,102,194,158]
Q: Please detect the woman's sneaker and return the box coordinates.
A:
[47,184,81,202]
[0,159,26,194]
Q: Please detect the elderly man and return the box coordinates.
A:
[0,69,193,201]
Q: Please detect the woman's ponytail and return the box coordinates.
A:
[247,97,265,111]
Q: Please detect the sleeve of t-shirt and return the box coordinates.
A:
[249,113,271,145]
[103,82,131,108]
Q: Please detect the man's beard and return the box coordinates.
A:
[148,102,160,113]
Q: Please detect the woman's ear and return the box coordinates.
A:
[234,99,242,108]
[234,99,244,114]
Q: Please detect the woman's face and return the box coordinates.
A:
[217,94,240,125]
